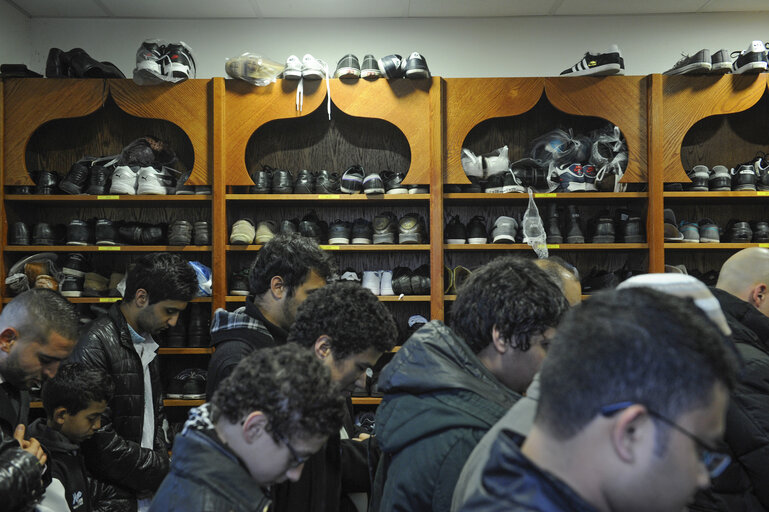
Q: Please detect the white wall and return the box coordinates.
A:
[0,1,31,70]
[26,12,769,79]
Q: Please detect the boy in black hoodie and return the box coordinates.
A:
[29,362,114,512]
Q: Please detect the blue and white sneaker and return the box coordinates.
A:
[554,163,586,192]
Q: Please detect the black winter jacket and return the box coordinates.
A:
[0,383,44,512]
[206,301,287,399]
[459,428,599,512]
[370,321,521,512]
[691,289,769,512]
[149,404,272,512]
[69,303,169,500]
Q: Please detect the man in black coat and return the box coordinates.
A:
[206,234,332,398]
[70,253,197,511]
[691,247,769,512]
[0,288,79,512]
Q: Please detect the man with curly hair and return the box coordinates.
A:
[206,234,333,398]
[150,345,345,512]
[272,281,398,512]
[370,256,569,512]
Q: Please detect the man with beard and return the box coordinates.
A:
[0,288,79,512]
[70,253,197,511]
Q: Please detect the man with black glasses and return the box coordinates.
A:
[459,288,738,512]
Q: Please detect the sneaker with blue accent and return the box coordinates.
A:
[680,221,700,243]
[554,164,586,192]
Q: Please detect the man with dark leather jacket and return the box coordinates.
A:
[0,289,78,512]
[70,253,197,511]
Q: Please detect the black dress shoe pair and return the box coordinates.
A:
[46,48,125,79]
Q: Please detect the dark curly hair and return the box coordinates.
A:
[451,256,569,354]
[212,344,345,441]
[288,281,398,359]
[42,362,114,419]
[123,253,198,304]
[249,234,334,299]
[536,288,738,449]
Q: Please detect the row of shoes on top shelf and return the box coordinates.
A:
[459,124,629,194]
[9,219,210,246]
[229,212,428,246]
[664,209,769,243]
[247,165,425,195]
[445,206,644,245]
[671,156,769,192]
[664,41,769,75]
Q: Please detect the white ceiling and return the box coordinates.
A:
[6,0,769,18]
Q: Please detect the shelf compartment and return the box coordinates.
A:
[227,244,430,251]
[4,195,211,202]
[444,192,648,201]
[4,245,212,252]
[226,194,429,202]
[665,243,769,249]
[445,243,648,250]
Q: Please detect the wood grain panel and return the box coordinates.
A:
[445,78,544,183]
[109,79,212,185]
[3,79,106,185]
[663,74,767,182]
[545,76,647,183]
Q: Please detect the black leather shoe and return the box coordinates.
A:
[35,171,59,195]
[168,220,193,245]
[193,221,210,245]
[66,48,125,79]
[10,222,30,245]
[95,219,117,245]
[67,219,90,245]
[60,160,91,195]
[299,212,325,243]
[752,221,769,243]
[280,218,299,236]
[250,165,272,194]
[32,223,54,245]
[316,170,340,193]
[187,303,210,347]
[272,168,293,194]
[391,266,413,295]
[46,48,68,77]
[726,220,752,243]
[294,169,316,194]
[86,165,111,195]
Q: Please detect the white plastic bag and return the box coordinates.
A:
[522,188,548,259]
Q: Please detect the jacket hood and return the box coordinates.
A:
[376,321,520,452]
[27,418,80,453]
[209,301,287,348]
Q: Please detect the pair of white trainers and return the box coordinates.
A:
[362,270,394,296]
[110,166,171,195]
[283,54,329,80]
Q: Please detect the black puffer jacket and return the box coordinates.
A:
[691,288,769,512]
[69,303,169,496]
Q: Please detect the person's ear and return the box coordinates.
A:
[314,336,332,360]
[491,326,509,355]
[0,328,18,353]
[749,284,768,309]
[270,276,286,300]
[53,407,69,427]
[610,405,649,464]
[134,288,149,308]
[242,411,268,444]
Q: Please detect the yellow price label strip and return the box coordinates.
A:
[760,243,769,248]
[97,195,120,200]
[98,246,121,251]
[757,191,769,196]
[317,194,341,199]
[99,297,120,303]
[546,244,560,249]
[535,193,557,198]
[319,245,340,250]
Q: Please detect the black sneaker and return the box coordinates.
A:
[10,222,29,245]
[272,168,294,194]
[391,267,413,295]
[250,165,273,194]
[328,220,352,245]
[686,165,710,191]
[280,218,299,236]
[66,219,90,245]
[731,163,757,191]
[564,206,585,244]
[381,171,408,194]
[360,54,381,79]
[167,369,206,400]
[229,270,250,296]
[378,54,405,79]
[561,44,625,76]
[62,253,89,277]
[59,159,92,195]
[85,165,112,195]
[341,165,364,194]
[334,54,360,79]
[373,212,398,244]
[445,215,467,244]
[398,213,426,244]
[731,41,768,74]
[59,275,84,298]
[663,49,712,75]
[351,218,373,244]
[316,170,340,193]
[294,169,316,194]
[95,219,117,245]
[163,42,196,80]
[709,165,731,191]
[32,222,54,245]
[510,158,549,190]
[466,216,488,244]
[168,220,193,245]
[193,221,210,246]
[404,52,430,79]
[363,172,385,195]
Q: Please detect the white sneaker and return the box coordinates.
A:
[380,270,394,296]
[110,166,138,195]
[230,219,256,245]
[136,167,169,195]
[302,54,327,79]
[361,270,381,296]
[283,55,302,79]
[340,269,361,282]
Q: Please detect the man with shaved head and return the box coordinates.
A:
[693,247,769,511]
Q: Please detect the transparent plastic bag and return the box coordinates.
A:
[522,188,548,259]
[225,53,284,86]
[188,261,212,297]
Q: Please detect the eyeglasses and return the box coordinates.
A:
[273,430,309,469]
[600,401,731,478]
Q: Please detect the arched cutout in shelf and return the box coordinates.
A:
[243,100,411,188]
[25,95,194,183]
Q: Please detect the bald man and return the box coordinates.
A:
[692,247,769,511]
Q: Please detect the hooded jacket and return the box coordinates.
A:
[149,403,272,512]
[206,301,288,399]
[691,289,769,512]
[370,321,521,512]
[459,428,599,512]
